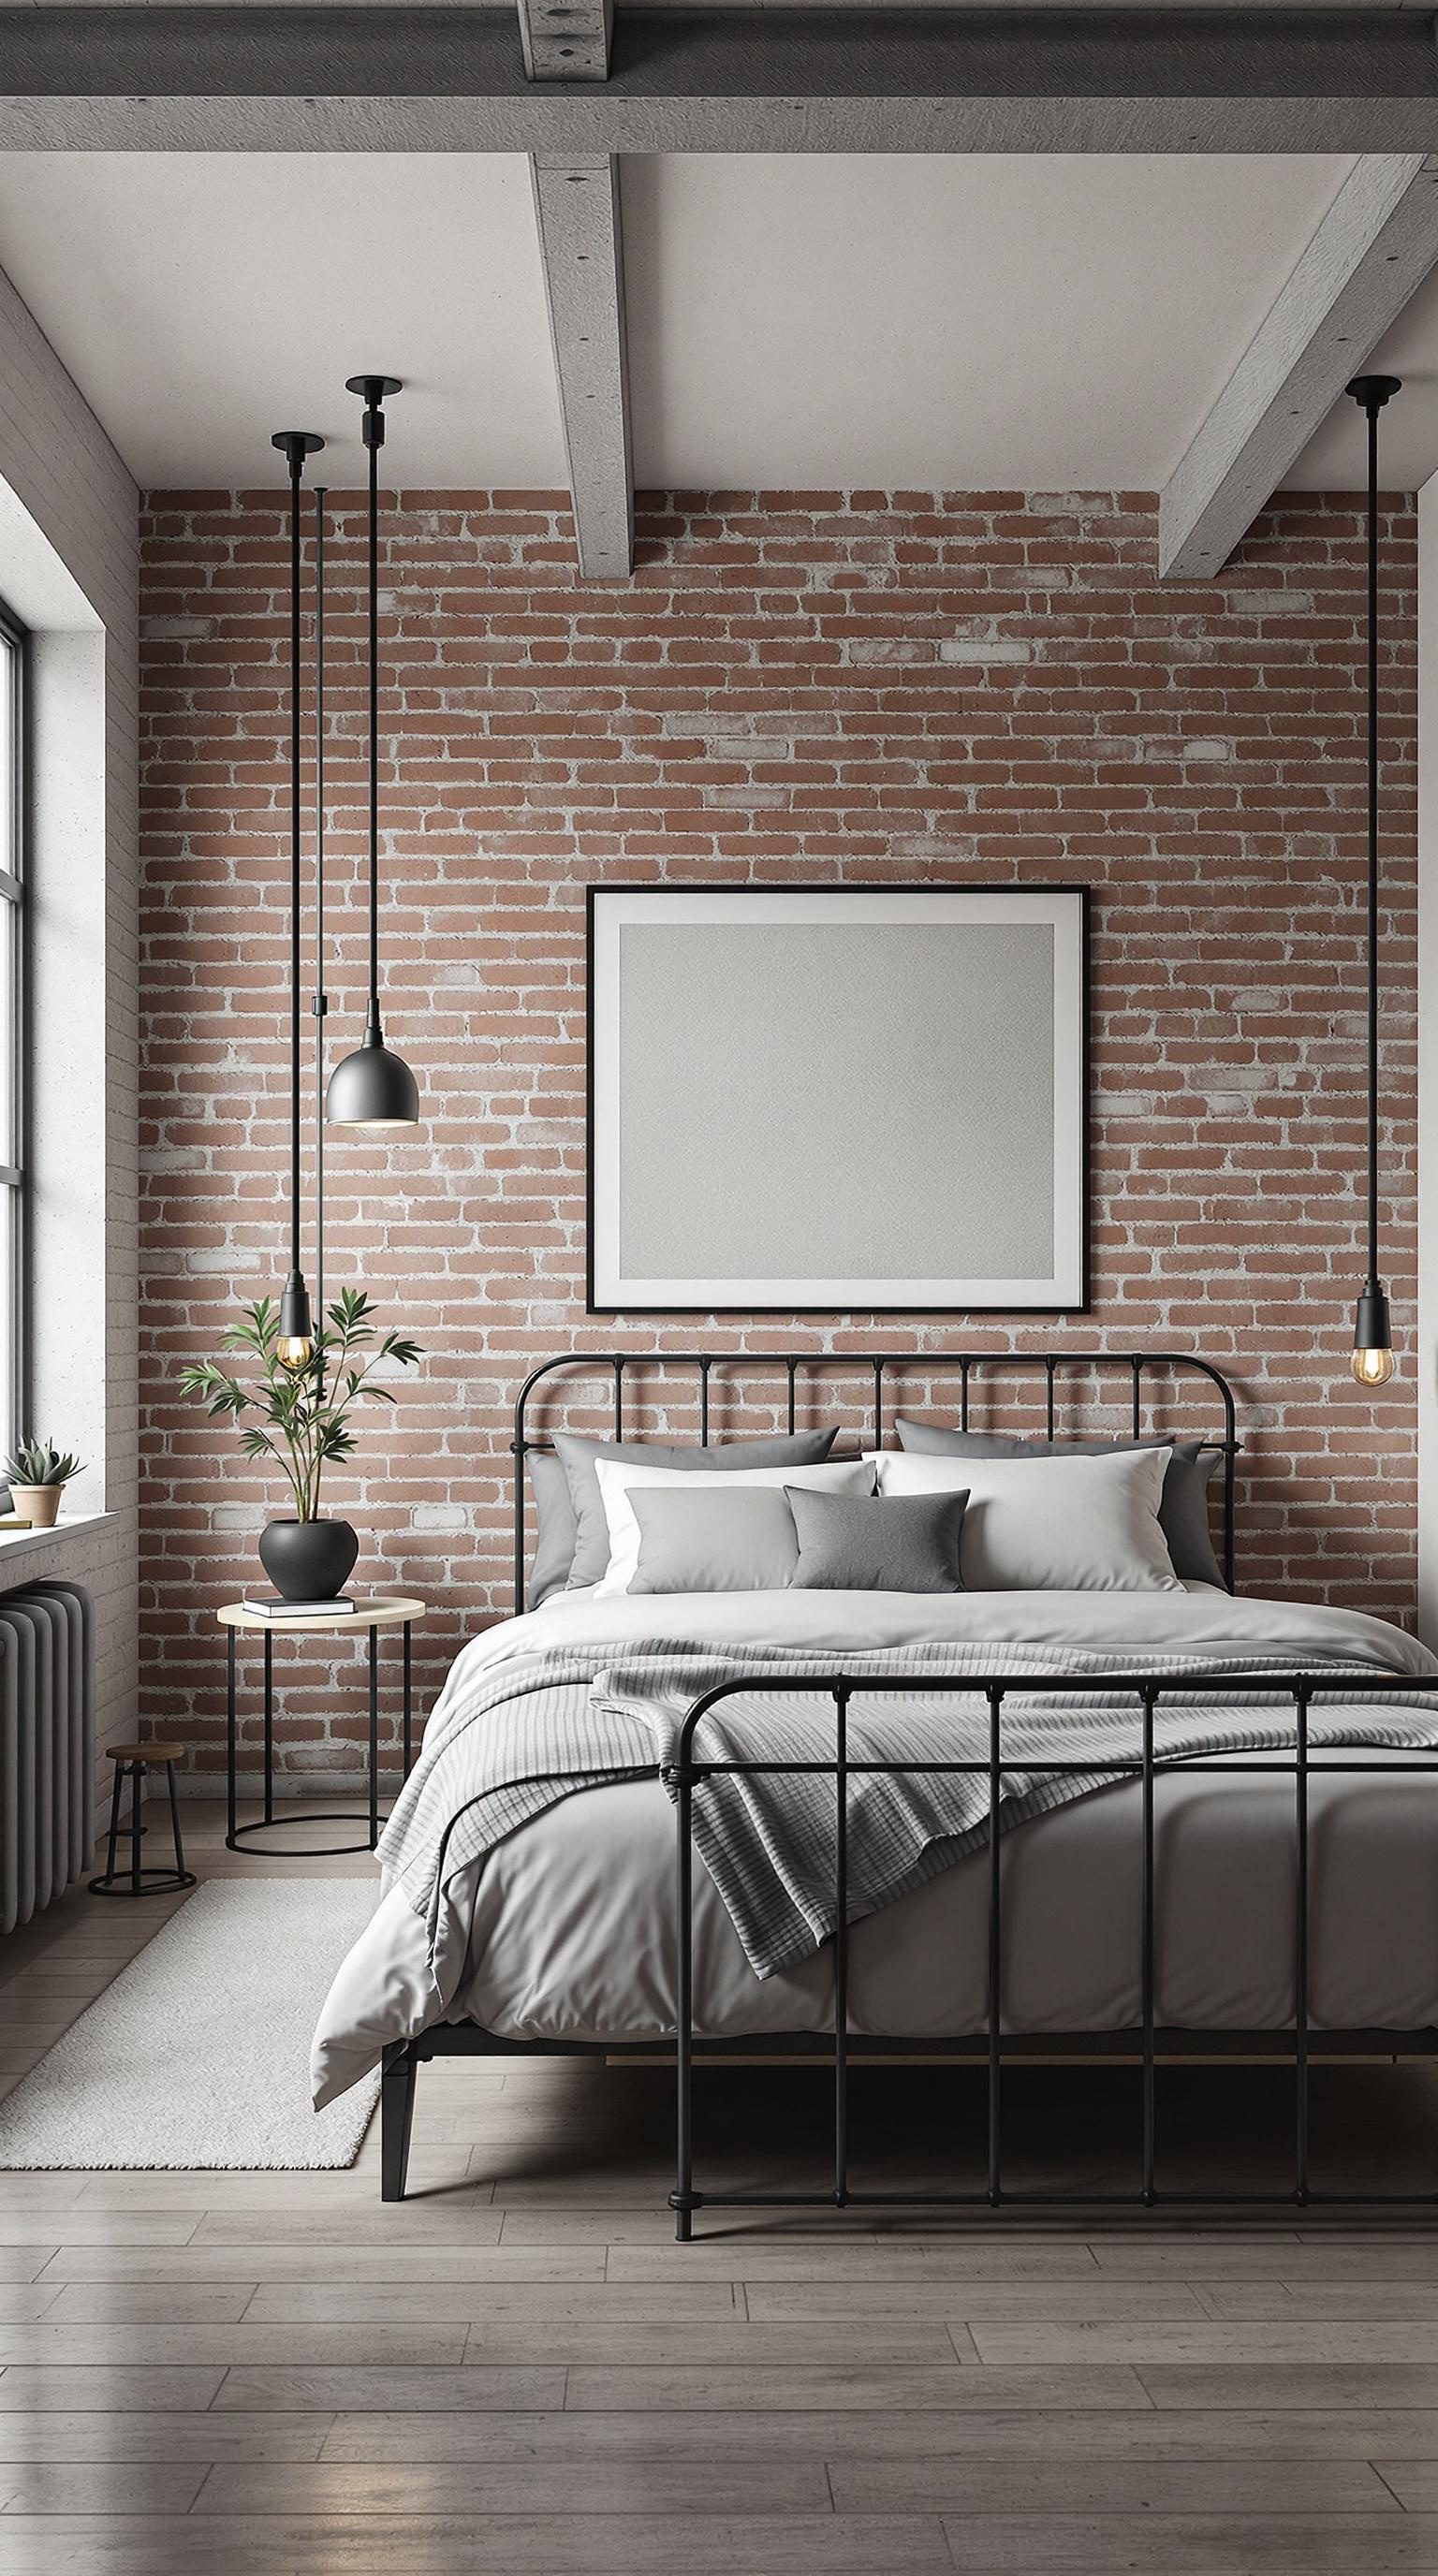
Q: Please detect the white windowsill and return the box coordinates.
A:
[0,1511,113,1564]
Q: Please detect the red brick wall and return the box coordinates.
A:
[138,489,1418,1779]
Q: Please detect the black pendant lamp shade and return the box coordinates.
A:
[1346,372,1401,1390]
[325,374,420,1134]
[324,1019,419,1130]
[271,428,325,1371]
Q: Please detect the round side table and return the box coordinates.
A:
[217,1595,428,1858]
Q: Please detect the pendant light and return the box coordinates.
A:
[325,374,420,1134]
[1346,372,1401,1390]
[271,428,325,1370]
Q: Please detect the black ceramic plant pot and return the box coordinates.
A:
[257,1517,359,1603]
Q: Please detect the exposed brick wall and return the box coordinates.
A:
[138,488,1418,1781]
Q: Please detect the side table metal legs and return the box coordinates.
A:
[263,1627,274,1827]
[369,1625,379,1851]
[226,1618,413,1859]
[227,1626,237,1848]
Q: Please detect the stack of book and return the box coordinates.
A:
[241,1593,358,1619]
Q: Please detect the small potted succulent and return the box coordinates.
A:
[179,1287,422,1601]
[3,1438,85,1530]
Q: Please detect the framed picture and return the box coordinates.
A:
[586,884,1089,1314]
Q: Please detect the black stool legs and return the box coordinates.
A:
[167,1759,189,1887]
[89,1758,197,1897]
[98,1756,125,1889]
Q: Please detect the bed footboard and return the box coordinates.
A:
[378,1665,1438,2224]
[664,1664,1438,2237]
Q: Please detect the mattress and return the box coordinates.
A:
[312,1583,1438,2107]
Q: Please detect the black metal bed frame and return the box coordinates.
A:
[379,1348,1438,2225]
[509,1345,1240,1607]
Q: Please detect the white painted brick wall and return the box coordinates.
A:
[0,259,139,1834]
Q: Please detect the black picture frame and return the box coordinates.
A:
[585,882,1091,1316]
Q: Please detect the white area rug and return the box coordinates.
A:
[0,1879,382,2169]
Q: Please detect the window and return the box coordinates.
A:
[0,601,25,1465]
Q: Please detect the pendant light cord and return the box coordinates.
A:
[315,485,327,1349]
[1365,395,1381,1289]
[286,444,303,1284]
[368,403,380,1013]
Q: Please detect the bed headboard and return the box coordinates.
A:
[511,1349,1240,1614]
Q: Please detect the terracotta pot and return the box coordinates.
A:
[257,1517,359,1602]
[11,1484,62,1529]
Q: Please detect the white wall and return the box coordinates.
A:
[1418,469,1438,1647]
[0,257,139,1818]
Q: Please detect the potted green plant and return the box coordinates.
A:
[179,1288,422,1601]
[2,1438,85,1530]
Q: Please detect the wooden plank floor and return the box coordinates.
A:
[5,1800,1438,2569]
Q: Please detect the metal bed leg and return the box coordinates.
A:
[1141,1684,1157,2208]
[670,1749,697,2242]
[381,2042,418,2201]
[1295,1676,1311,2207]
[833,1683,850,2210]
[988,1684,1004,2208]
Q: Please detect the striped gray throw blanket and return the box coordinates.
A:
[376,1639,1438,1981]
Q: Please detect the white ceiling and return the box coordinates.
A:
[0,147,1420,494]
[0,155,568,488]
[623,156,1353,490]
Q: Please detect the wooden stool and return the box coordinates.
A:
[89,1742,197,1897]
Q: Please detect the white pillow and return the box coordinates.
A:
[594,1456,874,1596]
[869,1446,1180,1594]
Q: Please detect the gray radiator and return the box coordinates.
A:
[0,1582,93,1933]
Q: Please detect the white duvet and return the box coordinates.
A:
[312,1584,1438,2107]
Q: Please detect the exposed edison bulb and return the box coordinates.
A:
[275,1273,314,1376]
[1351,1344,1396,1388]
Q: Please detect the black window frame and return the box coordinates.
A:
[0,595,28,1466]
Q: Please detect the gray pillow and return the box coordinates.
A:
[787,1485,967,1593]
[892,1418,1225,1588]
[556,1426,838,1589]
[525,1450,578,1611]
[628,1486,803,1594]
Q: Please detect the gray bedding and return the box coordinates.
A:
[312,1585,1438,2108]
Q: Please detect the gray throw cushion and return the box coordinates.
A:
[525,1450,578,1611]
[787,1485,967,1593]
[627,1486,803,1594]
[556,1426,838,1589]
[892,1418,1225,1588]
